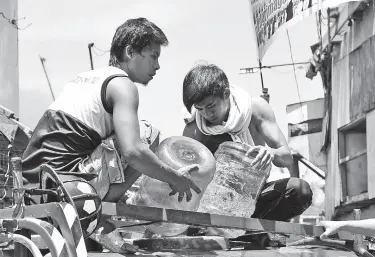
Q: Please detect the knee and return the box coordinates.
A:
[286,178,313,208]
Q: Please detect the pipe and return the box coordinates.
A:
[292,151,325,179]
[18,218,67,257]
[11,234,43,257]
[88,43,94,70]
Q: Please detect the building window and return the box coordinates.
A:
[338,116,367,203]
[289,118,323,137]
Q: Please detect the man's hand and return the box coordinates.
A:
[318,220,345,239]
[169,164,202,202]
[245,145,274,171]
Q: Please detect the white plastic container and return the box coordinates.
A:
[132,136,216,236]
[198,141,271,237]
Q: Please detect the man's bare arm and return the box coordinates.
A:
[252,97,292,168]
[319,219,375,238]
[183,122,200,140]
[107,78,201,198]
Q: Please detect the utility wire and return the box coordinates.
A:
[93,45,110,53]
[286,29,315,162]
[286,29,303,107]
[92,45,110,56]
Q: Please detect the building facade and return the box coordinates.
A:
[308,1,375,234]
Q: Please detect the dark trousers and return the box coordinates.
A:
[251,177,313,222]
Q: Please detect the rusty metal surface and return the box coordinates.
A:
[102,202,325,237]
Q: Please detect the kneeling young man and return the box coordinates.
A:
[21,18,200,252]
[182,64,313,230]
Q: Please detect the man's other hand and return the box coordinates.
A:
[245,145,274,171]
[169,164,201,202]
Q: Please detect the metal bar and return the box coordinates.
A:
[240,61,310,72]
[292,152,325,179]
[88,43,94,70]
[101,203,325,237]
[258,59,265,90]
[298,158,325,179]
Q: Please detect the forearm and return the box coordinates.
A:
[270,146,293,168]
[340,219,375,237]
[286,162,299,178]
[124,143,181,185]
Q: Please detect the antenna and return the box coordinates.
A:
[88,43,94,70]
[39,56,55,101]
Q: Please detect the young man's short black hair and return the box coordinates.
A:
[109,17,168,67]
[183,64,229,112]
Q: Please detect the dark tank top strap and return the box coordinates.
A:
[100,74,129,114]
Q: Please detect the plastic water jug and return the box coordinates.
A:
[198,141,271,236]
[132,136,216,236]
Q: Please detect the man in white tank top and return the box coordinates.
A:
[182,64,313,246]
[22,18,201,252]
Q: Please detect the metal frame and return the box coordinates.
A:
[0,203,87,257]
[0,218,68,257]
[0,233,43,257]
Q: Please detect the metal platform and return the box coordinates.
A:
[86,246,359,257]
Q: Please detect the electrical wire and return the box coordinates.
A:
[92,45,110,56]
[94,45,110,53]
[286,29,315,162]
[286,30,304,109]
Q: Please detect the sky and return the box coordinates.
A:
[16,0,324,139]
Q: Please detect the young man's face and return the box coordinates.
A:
[194,92,230,126]
[128,41,161,85]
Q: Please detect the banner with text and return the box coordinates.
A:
[249,0,364,60]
